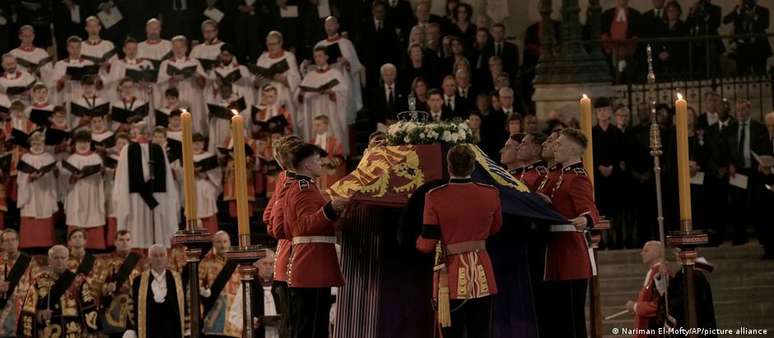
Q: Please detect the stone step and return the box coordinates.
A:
[596,243,765,265]
[598,271,774,291]
[599,285,774,306]
[597,258,774,278]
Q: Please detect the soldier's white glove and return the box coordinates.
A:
[200,287,212,298]
[122,330,137,338]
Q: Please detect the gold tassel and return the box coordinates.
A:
[435,242,452,328]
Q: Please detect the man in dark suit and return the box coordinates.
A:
[367,63,406,124]
[701,98,733,246]
[384,0,413,44]
[723,0,772,75]
[640,0,668,39]
[724,99,769,245]
[601,0,641,82]
[455,69,476,114]
[686,0,724,79]
[427,89,454,122]
[760,112,774,258]
[411,1,445,31]
[487,23,519,80]
[441,75,465,118]
[160,0,197,39]
[359,1,401,90]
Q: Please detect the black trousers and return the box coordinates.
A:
[542,279,588,338]
[273,280,291,337]
[289,287,331,338]
[441,296,493,338]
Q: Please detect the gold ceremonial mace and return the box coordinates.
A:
[171,110,213,338]
[578,94,609,338]
[224,111,267,338]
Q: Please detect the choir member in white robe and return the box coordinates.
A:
[10,26,54,83]
[252,85,293,135]
[208,44,254,106]
[48,107,72,204]
[164,111,185,206]
[296,47,350,156]
[190,20,225,74]
[155,88,185,128]
[191,133,222,234]
[81,17,118,80]
[138,19,173,109]
[51,36,101,106]
[16,133,58,249]
[90,114,115,154]
[68,75,108,127]
[0,55,36,105]
[112,122,179,248]
[62,131,107,249]
[254,32,301,114]
[0,94,9,113]
[104,132,130,247]
[315,16,364,125]
[157,36,208,133]
[106,38,155,103]
[110,78,150,130]
[206,83,249,153]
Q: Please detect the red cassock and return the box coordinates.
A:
[279,175,344,288]
[541,162,600,281]
[633,263,664,337]
[266,170,292,282]
[510,160,548,192]
[416,179,502,299]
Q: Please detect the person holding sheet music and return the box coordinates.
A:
[16,132,58,249]
[254,31,301,116]
[157,35,208,133]
[311,115,345,190]
[155,88,184,128]
[104,132,131,248]
[210,43,255,106]
[253,85,293,136]
[0,54,37,105]
[90,114,115,154]
[138,19,174,109]
[9,26,54,83]
[18,245,100,338]
[51,36,102,106]
[25,85,54,128]
[296,47,349,156]
[207,82,248,153]
[81,17,118,74]
[314,16,364,126]
[107,37,155,104]
[47,106,73,206]
[0,229,40,337]
[111,78,150,130]
[190,20,225,74]
[192,133,222,234]
[69,74,109,127]
[62,131,107,249]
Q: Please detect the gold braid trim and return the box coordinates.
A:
[138,272,149,338]
[171,271,185,336]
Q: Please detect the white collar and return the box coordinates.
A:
[151,269,166,280]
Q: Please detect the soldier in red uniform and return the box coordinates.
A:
[541,128,600,338]
[512,132,549,191]
[416,145,503,338]
[279,142,348,338]
[627,241,667,338]
[263,135,302,336]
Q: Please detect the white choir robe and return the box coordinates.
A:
[190,41,224,73]
[70,95,108,127]
[16,153,58,219]
[207,63,255,106]
[157,58,208,133]
[112,142,180,248]
[62,152,105,227]
[296,67,350,156]
[51,58,102,106]
[110,97,150,129]
[104,153,120,218]
[106,58,155,103]
[0,95,9,111]
[0,70,37,104]
[227,284,280,338]
[81,40,118,66]
[24,103,54,125]
[314,37,364,124]
[206,94,250,153]
[10,47,54,83]
[167,130,185,206]
[138,40,173,108]
[192,152,222,219]
[254,51,301,112]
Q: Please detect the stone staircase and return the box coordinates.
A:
[597,244,774,338]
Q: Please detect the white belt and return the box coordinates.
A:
[550,224,580,232]
[292,236,336,245]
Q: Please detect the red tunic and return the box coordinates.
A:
[417,179,502,299]
[543,162,600,281]
[279,175,343,288]
[510,160,548,192]
[266,171,291,282]
[633,263,664,337]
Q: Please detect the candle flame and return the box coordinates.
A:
[231,109,239,117]
[677,93,684,100]
[582,94,589,100]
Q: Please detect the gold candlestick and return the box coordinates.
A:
[231,111,250,246]
[181,110,198,228]
[580,94,595,186]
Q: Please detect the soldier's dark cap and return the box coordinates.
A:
[73,130,92,143]
[290,143,328,168]
[593,97,611,109]
[192,133,207,143]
